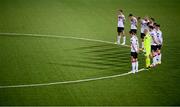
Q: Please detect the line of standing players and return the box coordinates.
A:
[116,9,163,73]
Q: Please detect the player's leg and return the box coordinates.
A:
[145,54,151,68]
[157,45,162,64]
[132,58,136,73]
[116,27,121,44]
[117,33,121,44]
[120,28,125,45]
[121,31,126,45]
[152,51,155,66]
[131,53,136,73]
[145,43,152,68]
[135,56,139,72]
[155,46,159,65]
[151,47,158,67]
[116,35,120,44]
[145,49,151,69]
[158,50,162,64]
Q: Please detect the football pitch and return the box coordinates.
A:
[0,0,180,106]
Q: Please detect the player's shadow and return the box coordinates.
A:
[60,44,130,71]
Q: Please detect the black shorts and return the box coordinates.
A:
[157,45,162,50]
[131,52,138,59]
[117,27,124,33]
[151,45,158,51]
[130,29,137,34]
[141,33,146,39]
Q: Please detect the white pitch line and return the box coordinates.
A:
[0,68,147,89]
[0,32,130,47]
[0,32,137,89]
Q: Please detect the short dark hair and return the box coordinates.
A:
[129,14,133,17]
[154,23,157,26]
[119,9,123,12]
[137,17,141,20]
[147,22,150,26]
[149,26,154,29]
[156,24,160,27]
[150,17,155,22]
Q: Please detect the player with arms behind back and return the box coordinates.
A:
[116,9,126,45]
[129,30,139,73]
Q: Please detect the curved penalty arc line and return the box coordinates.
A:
[0,68,147,89]
[0,32,130,47]
[0,32,139,89]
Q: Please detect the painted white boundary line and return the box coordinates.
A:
[0,32,130,47]
[0,68,147,89]
[0,32,144,89]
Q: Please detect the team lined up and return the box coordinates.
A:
[116,9,163,73]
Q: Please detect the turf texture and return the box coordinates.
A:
[0,0,180,106]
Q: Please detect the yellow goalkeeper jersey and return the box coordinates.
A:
[144,33,151,56]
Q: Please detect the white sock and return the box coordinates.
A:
[132,62,136,72]
[159,53,162,62]
[156,54,159,63]
[153,56,157,66]
[156,55,159,64]
[135,61,138,71]
[123,36,126,44]
[142,42,144,48]
[117,36,121,44]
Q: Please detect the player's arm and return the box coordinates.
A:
[134,18,138,27]
[123,17,126,24]
[135,19,138,27]
[137,17,141,22]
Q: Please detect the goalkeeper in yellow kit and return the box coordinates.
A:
[143,29,152,68]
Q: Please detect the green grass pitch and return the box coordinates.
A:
[0,0,180,106]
